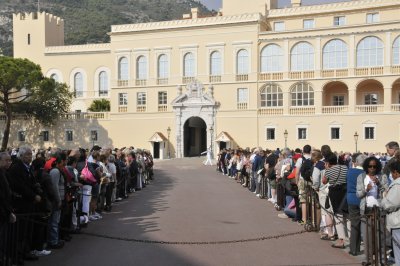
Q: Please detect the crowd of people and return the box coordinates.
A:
[216,141,400,265]
[0,145,154,266]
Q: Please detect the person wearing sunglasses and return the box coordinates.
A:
[356,156,388,259]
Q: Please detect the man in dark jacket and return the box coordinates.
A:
[128,151,139,192]
[0,152,15,265]
[7,146,41,261]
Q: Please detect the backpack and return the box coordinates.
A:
[300,156,313,182]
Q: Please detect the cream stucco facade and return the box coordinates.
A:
[7,0,400,157]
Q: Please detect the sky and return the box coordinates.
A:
[200,0,350,10]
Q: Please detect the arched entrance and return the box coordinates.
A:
[183,117,207,157]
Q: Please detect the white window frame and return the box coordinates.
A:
[65,130,73,142]
[237,88,248,104]
[333,16,345,26]
[157,54,169,79]
[274,21,285,32]
[329,126,342,140]
[90,130,98,142]
[94,67,110,97]
[232,41,252,76]
[364,126,376,140]
[260,44,284,73]
[366,13,379,23]
[119,93,128,106]
[260,83,283,108]
[18,130,26,142]
[393,36,400,65]
[364,93,378,105]
[46,69,63,83]
[290,42,315,71]
[356,36,384,67]
[137,92,147,106]
[236,49,249,75]
[332,94,345,106]
[323,39,348,70]
[158,91,168,105]
[265,127,276,141]
[296,126,308,141]
[291,83,314,106]
[210,50,222,76]
[303,19,315,29]
[206,43,225,77]
[179,45,198,78]
[117,56,130,81]
[136,55,148,80]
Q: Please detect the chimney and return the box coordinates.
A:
[291,0,301,7]
[191,8,199,19]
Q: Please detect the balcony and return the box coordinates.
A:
[259,72,283,81]
[392,104,400,112]
[137,106,146,112]
[135,79,147,86]
[209,75,221,83]
[60,112,109,120]
[157,78,168,85]
[118,106,128,113]
[258,108,284,116]
[237,103,248,110]
[236,74,249,82]
[355,67,384,76]
[182,77,195,84]
[322,105,349,114]
[355,104,384,113]
[289,106,315,115]
[289,71,314,79]
[392,66,400,74]
[117,80,129,87]
[158,105,168,112]
[321,69,348,78]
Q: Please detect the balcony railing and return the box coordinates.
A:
[117,80,129,87]
[60,112,109,120]
[355,67,384,76]
[137,106,146,112]
[236,74,249,82]
[322,105,349,114]
[258,108,284,116]
[182,77,195,84]
[289,71,314,79]
[209,75,221,83]
[392,66,400,74]
[259,72,283,81]
[289,106,315,115]
[237,102,248,110]
[157,78,168,85]
[135,79,147,86]
[118,106,128,113]
[321,69,348,78]
[392,104,400,112]
[158,105,168,112]
[355,104,384,113]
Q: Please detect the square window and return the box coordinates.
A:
[303,19,314,29]
[333,16,345,26]
[274,22,285,32]
[298,128,307,140]
[331,127,340,140]
[66,130,73,142]
[266,128,275,140]
[365,127,375,140]
[18,131,26,142]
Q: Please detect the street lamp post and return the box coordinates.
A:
[167,126,171,159]
[209,126,213,157]
[284,129,288,149]
[354,131,359,153]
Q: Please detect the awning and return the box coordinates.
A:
[149,132,168,142]
[215,131,233,142]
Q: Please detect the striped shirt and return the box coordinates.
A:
[326,165,348,186]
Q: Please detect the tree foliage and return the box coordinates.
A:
[0,56,72,150]
[88,99,110,112]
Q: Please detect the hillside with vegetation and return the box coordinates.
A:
[0,0,210,56]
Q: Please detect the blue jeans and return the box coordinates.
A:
[48,209,61,245]
[284,196,296,219]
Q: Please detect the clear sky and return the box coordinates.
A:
[200,0,350,10]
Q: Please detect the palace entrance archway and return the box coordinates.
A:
[183,117,207,157]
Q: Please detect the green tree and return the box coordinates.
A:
[0,56,72,150]
[88,99,110,112]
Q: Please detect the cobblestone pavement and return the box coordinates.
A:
[33,158,360,266]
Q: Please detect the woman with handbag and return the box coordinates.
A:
[324,153,348,249]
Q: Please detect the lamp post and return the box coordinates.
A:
[284,129,288,149]
[354,131,359,153]
[209,126,214,157]
[167,126,171,159]
[90,131,96,148]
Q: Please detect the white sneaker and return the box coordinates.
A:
[34,250,52,256]
[278,213,289,219]
[256,194,260,197]
[93,212,103,219]
[115,197,123,202]
[267,198,273,202]
[89,215,99,221]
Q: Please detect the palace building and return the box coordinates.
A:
[9,0,400,157]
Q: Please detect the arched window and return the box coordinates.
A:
[118,57,129,80]
[291,83,314,106]
[261,44,283,72]
[183,52,195,77]
[99,71,108,96]
[323,39,348,69]
[393,36,400,65]
[158,54,169,78]
[290,42,314,71]
[260,83,283,107]
[136,56,147,80]
[74,72,83,98]
[210,51,222,76]
[237,49,249,74]
[356,36,384,67]
[50,73,59,82]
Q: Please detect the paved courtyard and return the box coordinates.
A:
[33,158,360,266]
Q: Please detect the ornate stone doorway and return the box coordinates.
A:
[183,117,207,157]
[172,81,218,158]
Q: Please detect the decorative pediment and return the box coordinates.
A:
[171,81,217,107]
[215,131,234,143]
[362,120,377,125]
[149,132,167,143]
